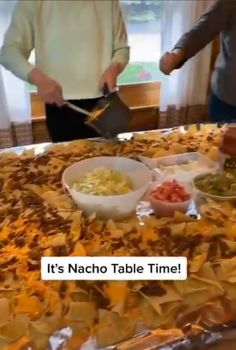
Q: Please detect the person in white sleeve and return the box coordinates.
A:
[0,0,130,142]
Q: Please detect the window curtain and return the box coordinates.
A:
[159,0,214,129]
[0,0,32,149]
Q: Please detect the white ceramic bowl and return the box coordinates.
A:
[62,156,152,220]
[147,181,193,217]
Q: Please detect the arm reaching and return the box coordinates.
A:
[159,49,187,76]
[159,0,232,75]
[174,0,232,59]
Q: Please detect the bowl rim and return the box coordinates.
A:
[62,156,152,199]
[138,151,218,170]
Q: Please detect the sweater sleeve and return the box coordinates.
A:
[111,0,130,65]
[0,0,36,82]
[173,0,232,60]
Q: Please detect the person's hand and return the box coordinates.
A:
[37,78,63,107]
[100,62,122,92]
[159,49,186,75]
[28,68,63,107]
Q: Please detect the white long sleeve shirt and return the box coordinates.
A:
[0,0,129,99]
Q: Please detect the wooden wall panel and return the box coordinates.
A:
[31,82,161,118]
[31,93,45,118]
[32,118,50,144]
[31,83,160,142]
[119,82,160,108]
[32,107,159,143]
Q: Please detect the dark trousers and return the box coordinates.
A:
[45,99,100,142]
[209,93,236,123]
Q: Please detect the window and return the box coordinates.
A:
[118,0,162,85]
[0,1,16,44]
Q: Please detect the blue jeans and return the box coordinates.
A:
[209,93,236,123]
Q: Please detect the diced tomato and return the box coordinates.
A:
[151,180,190,203]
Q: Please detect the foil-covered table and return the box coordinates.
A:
[1,124,235,350]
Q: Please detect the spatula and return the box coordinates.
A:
[64,102,95,119]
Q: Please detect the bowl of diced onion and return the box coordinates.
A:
[62,156,152,219]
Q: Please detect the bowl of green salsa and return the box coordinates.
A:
[193,171,236,201]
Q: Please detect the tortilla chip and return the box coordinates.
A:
[140,299,180,329]
[215,257,236,283]
[104,282,129,315]
[0,314,29,342]
[222,282,236,300]
[95,310,135,348]
[170,223,186,236]
[41,191,74,211]
[4,336,30,350]
[70,242,87,256]
[65,301,96,324]
[0,299,11,328]
[189,254,208,273]
[29,329,50,350]
[70,211,82,241]
[46,233,67,248]
[29,313,62,341]
[14,294,41,318]
[66,333,89,350]
[174,277,223,309]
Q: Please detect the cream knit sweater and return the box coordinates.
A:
[0,0,129,99]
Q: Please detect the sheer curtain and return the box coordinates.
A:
[0,0,32,149]
[159,0,214,128]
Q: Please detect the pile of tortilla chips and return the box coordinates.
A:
[1,124,236,350]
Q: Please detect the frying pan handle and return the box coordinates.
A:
[103,83,119,98]
[103,83,110,97]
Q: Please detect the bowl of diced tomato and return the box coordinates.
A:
[148,180,192,217]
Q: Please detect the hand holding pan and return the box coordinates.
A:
[65,83,132,139]
[86,83,133,139]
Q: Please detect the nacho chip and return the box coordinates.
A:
[0,299,11,328]
[104,282,129,314]
[95,310,135,348]
[0,314,29,342]
[14,294,41,318]
[65,301,96,324]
